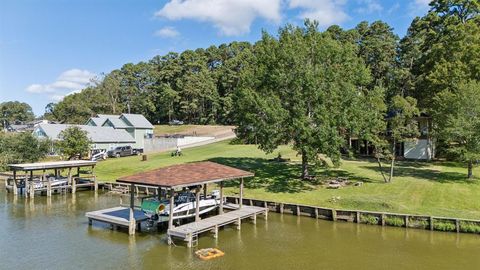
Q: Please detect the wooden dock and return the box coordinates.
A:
[168,205,268,247]
[86,206,149,232]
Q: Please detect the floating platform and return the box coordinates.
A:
[168,205,268,247]
[86,206,149,229]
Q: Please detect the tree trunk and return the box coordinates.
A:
[468,160,474,179]
[376,156,388,183]
[301,149,309,179]
[388,141,396,183]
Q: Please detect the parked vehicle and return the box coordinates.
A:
[91,149,107,161]
[169,119,184,125]
[108,146,132,158]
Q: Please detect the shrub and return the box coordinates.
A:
[408,218,429,229]
[385,216,405,227]
[433,220,456,231]
[361,214,379,225]
[459,221,480,233]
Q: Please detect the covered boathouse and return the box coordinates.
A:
[86,161,268,247]
[7,160,98,197]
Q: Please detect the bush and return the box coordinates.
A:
[408,218,429,229]
[433,220,456,231]
[385,216,405,227]
[459,221,480,233]
[361,214,379,225]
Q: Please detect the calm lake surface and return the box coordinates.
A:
[1,185,480,270]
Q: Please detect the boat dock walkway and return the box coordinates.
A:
[168,205,268,247]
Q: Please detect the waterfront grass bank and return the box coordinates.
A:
[93,140,480,219]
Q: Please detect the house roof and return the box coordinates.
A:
[9,160,97,171]
[120,114,154,129]
[104,118,130,129]
[117,161,254,188]
[87,118,106,126]
[37,124,135,143]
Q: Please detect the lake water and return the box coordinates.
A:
[1,185,480,270]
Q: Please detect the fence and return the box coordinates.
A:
[225,196,480,234]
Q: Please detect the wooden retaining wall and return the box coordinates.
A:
[225,196,480,234]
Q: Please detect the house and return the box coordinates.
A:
[350,115,435,161]
[33,124,136,151]
[85,113,154,149]
[6,119,52,133]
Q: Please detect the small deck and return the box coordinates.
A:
[168,205,268,247]
[86,206,149,229]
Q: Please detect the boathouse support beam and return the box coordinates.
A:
[195,185,201,222]
[128,183,136,235]
[239,178,244,209]
[168,189,175,231]
[45,170,51,197]
[219,181,224,215]
[12,170,17,195]
[29,171,34,199]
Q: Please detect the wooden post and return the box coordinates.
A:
[456,219,460,233]
[195,186,201,222]
[296,205,300,216]
[252,213,257,224]
[203,183,207,198]
[239,178,244,209]
[168,189,174,231]
[68,168,72,185]
[24,171,29,198]
[12,170,18,195]
[356,211,360,223]
[92,165,98,192]
[279,203,284,214]
[45,170,51,197]
[212,225,218,239]
[381,214,386,226]
[29,171,34,199]
[430,216,434,231]
[219,181,224,215]
[405,215,409,228]
[72,175,76,194]
[128,183,136,235]
[332,209,337,221]
[236,217,241,230]
[314,208,319,219]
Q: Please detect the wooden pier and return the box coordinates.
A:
[168,205,267,247]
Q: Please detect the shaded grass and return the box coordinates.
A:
[95,140,480,219]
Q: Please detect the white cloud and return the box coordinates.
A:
[154,26,180,38]
[409,0,431,15]
[289,0,349,27]
[25,68,96,101]
[155,0,282,36]
[355,0,383,14]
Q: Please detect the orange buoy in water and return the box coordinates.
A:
[195,248,225,260]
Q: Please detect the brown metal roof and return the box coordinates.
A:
[117,161,254,188]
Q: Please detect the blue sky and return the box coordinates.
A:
[0,0,431,116]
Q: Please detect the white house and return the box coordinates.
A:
[33,113,154,151]
[85,113,154,149]
[33,124,136,150]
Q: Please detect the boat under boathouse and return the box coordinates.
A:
[85,161,268,247]
[6,160,98,197]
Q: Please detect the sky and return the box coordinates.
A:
[0,0,432,116]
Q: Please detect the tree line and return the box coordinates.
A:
[4,0,479,179]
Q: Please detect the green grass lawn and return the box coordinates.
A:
[95,140,480,219]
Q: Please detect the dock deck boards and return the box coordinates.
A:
[168,205,267,241]
[86,206,149,227]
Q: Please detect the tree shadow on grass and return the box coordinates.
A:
[360,163,474,184]
[209,157,372,193]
